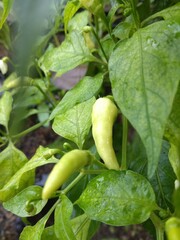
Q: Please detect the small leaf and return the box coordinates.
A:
[54,195,76,240]
[0,143,28,189]
[50,73,103,119]
[77,170,157,226]
[0,0,14,29]
[39,30,97,76]
[53,97,95,149]
[3,186,47,217]
[0,91,12,130]
[0,146,59,202]
[63,0,81,33]
[109,20,180,178]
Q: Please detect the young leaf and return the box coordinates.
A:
[54,195,76,240]
[71,214,91,240]
[3,185,47,217]
[53,97,95,149]
[0,143,28,189]
[50,73,103,119]
[77,170,157,226]
[0,91,12,131]
[0,146,59,202]
[39,30,97,76]
[63,0,81,33]
[109,20,180,178]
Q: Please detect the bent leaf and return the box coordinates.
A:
[109,20,180,178]
[77,170,157,226]
[3,186,47,217]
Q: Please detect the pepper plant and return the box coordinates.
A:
[0,0,180,239]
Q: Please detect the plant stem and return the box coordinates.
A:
[12,119,48,139]
[129,0,140,29]
[150,212,165,240]
[62,172,85,195]
[121,115,128,170]
[91,28,108,62]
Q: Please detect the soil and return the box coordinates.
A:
[0,125,154,240]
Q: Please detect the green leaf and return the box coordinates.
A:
[165,84,180,180]
[42,226,59,240]
[0,91,12,130]
[39,30,97,76]
[109,20,180,178]
[71,214,91,240]
[53,97,95,149]
[20,206,52,240]
[3,185,47,217]
[50,73,103,119]
[128,137,176,209]
[63,0,81,33]
[0,143,28,189]
[54,195,76,240]
[77,170,157,226]
[149,141,176,208]
[0,0,14,29]
[143,3,180,25]
[0,146,59,202]
[68,10,89,32]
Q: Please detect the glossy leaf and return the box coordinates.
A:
[3,185,47,217]
[50,73,103,119]
[39,30,97,76]
[0,146,59,202]
[109,20,180,178]
[54,195,76,240]
[77,170,157,226]
[0,91,12,130]
[0,143,28,189]
[53,97,95,149]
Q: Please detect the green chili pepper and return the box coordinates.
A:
[165,217,180,240]
[42,150,91,199]
[92,97,120,170]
